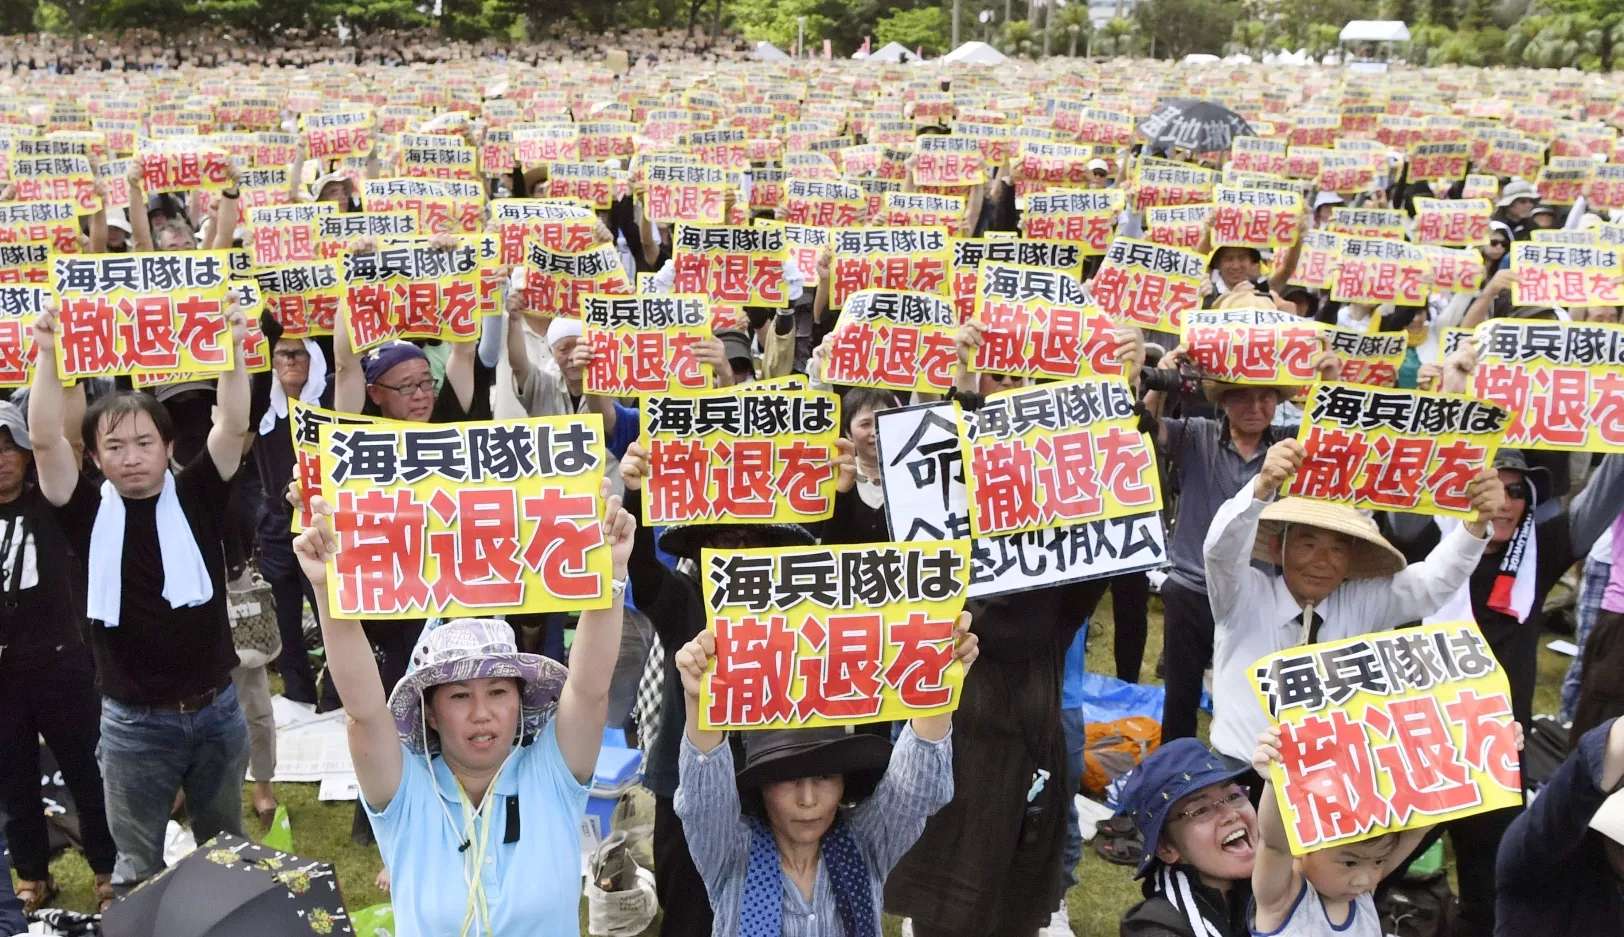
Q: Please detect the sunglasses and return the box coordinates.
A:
[1490,240,1510,249]
[1505,481,1530,501]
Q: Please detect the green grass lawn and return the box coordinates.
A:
[27,590,1579,937]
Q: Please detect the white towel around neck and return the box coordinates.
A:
[1424,515,1537,626]
[87,471,214,627]
[258,339,328,436]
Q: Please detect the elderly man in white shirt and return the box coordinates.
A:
[1202,437,1506,776]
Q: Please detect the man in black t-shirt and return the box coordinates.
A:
[27,301,254,893]
[0,401,118,912]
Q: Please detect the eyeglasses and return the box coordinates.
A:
[1172,789,1249,824]
[375,378,436,396]
[273,349,310,361]
[985,373,1021,384]
[1091,170,1108,178]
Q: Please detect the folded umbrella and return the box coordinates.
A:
[1138,99,1255,154]
[102,833,351,937]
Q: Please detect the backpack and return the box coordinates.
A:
[1082,716,1160,795]
[1377,870,1456,937]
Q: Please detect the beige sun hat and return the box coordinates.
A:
[1250,497,1407,580]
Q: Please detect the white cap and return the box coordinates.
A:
[1086,158,1109,173]
[1312,191,1345,210]
[105,207,133,234]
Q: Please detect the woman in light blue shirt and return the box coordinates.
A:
[292,484,634,937]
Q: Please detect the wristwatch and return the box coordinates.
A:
[609,577,627,599]
[221,187,240,199]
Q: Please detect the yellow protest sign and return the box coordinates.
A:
[1290,230,1342,290]
[1409,141,1470,181]
[671,224,791,307]
[8,155,100,215]
[1331,237,1430,307]
[1251,621,1523,856]
[1287,382,1509,518]
[645,163,732,224]
[301,110,375,160]
[317,415,613,618]
[251,259,343,338]
[522,241,631,317]
[544,162,615,211]
[360,178,484,234]
[948,237,1082,324]
[829,227,952,308]
[0,284,47,386]
[287,399,399,531]
[1509,241,1623,308]
[822,289,959,393]
[581,294,714,396]
[1144,204,1212,249]
[970,262,1124,381]
[785,179,866,228]
[1329,207,1408,240]
[1182,307,1324,386]
[1411,198,1491,247]
[137,141,233,193]
[1468,319,1624,452]
[882,192,967,233]
[1089,237,1208,333]
[698,540,971,730]
[961,378,1161,538]
[0,200,81,254]
[1212,187,1303,250]
[913,135,985,186]
[341,238,482,352]
[1323,326,1408,387]
[49,251,241,379]
[1020,189,1121,254]
[640,388,841,525]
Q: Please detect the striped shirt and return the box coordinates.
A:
[674,726,953,937]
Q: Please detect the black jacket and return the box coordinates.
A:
[1120,866,1252,937]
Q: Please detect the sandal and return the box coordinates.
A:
[94,874,116,913]
[1092,818,1144,867]
[1093,829,1144,866]
[15,876,58,915]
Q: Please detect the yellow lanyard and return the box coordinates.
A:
[454,774,501,937]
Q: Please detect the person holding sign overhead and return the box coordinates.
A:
[671,618,974,937]
[1202,437,1505,790]
[26,297,255,894]
[289,484,632,937]
[1248,725,1434,937]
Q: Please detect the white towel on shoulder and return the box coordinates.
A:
[257,339,328,436]
[87,471,215,627]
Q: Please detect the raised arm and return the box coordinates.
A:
[552,482,631,783]
[1571,454,1624,556]
[288,138,306,203]
[125,162,153,253]
[25,307,82,507]
[1251,727,1304,927]
[505,293,532,378]
[1462,268,1515,328]
[293,501,403,811]
[1267,213,1309,295]
[210,163,240,251]
[1203,439,1304,622]
[206,301,252,482]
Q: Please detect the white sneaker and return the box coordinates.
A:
[901,919,914,937]
[1041,901,1075,937]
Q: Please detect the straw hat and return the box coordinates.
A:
[1201,380,1297,407]
[1250,497,1406,579]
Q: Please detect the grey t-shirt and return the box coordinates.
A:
[1163,415,1284,592]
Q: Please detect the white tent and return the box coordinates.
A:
[940,41,1008,66]
[1181,53,1219,65]
[1339,20,1411,43]
[753,40,791,61]
[863,41,918,63]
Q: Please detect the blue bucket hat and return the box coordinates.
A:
[1114,738,1251,878]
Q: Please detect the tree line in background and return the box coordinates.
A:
[5,0,1624,71]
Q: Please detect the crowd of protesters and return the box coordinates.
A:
[2,45,1624,937]
[0,26,754,73]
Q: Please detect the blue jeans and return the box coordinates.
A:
[1562,557,1613,723]
[97,684,249,890]
[1061,706,1087,888]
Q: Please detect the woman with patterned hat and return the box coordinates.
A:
[291,481,635,937]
